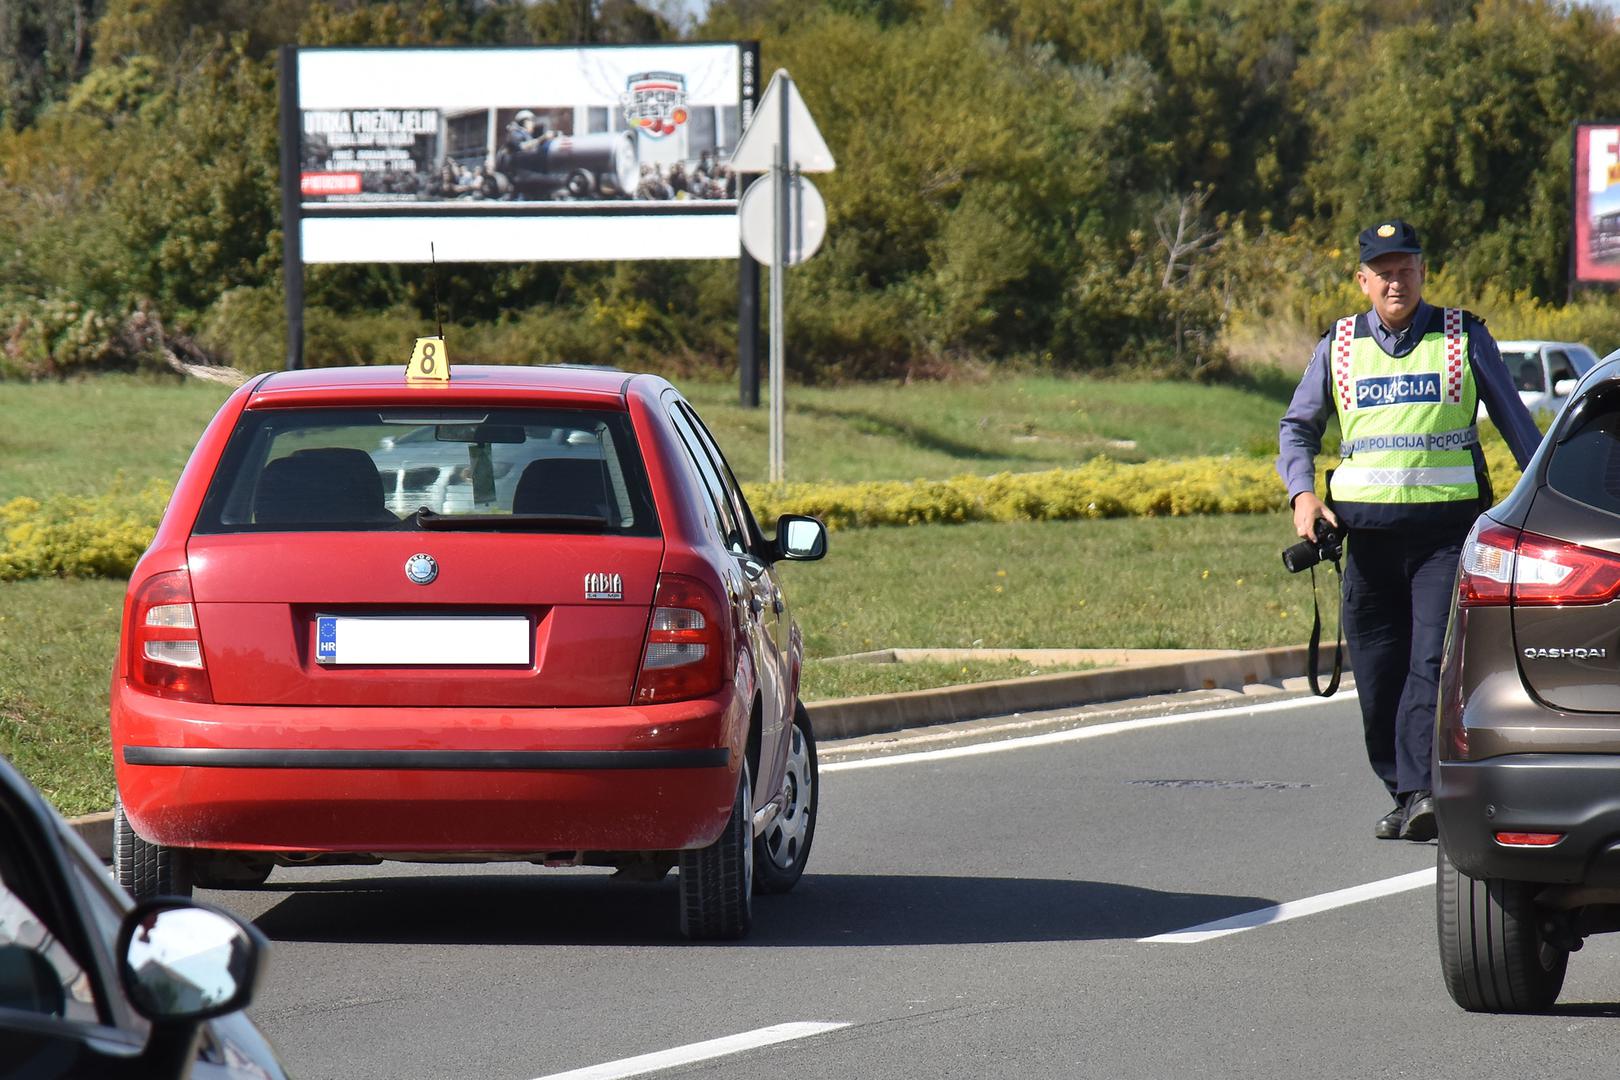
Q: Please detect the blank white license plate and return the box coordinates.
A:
[315,616,530,666]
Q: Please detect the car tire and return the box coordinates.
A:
[678,763,753,941]
[1437,840,1567,1012]
[754,702,818,895]
[113,794,192,901]
[192,851,275,890]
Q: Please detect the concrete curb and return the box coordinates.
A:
[805,644,1325,740]
[68,644,1337,863]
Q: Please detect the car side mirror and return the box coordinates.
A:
[1554,378,1578,397]
[772,515,827,562]
[118,899,266,1024]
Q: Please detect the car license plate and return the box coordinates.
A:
[314,616,530,666]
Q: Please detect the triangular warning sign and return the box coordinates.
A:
[729,70,836,174]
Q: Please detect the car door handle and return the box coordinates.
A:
[772,596,784,614]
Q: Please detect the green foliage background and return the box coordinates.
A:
[8,0,1620,381]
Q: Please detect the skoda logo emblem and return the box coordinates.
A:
[404,553,438,585]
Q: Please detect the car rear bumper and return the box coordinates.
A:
[111,684,745,853]
[1435,754,1620,884]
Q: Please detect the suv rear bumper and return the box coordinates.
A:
[111,684,746,853]
[1435,754,1620,884]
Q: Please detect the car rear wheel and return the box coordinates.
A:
[113,795,192,901]
[755,702,818,895]
[1437,840,1567,1012]
[678,763,753,940]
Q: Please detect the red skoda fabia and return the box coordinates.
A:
[110,364,826,940]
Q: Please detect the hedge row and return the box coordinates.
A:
[0,435,1528,581]
[0,484,170,582]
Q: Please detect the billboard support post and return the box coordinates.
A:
[279,45,305,370]
[739,248,760,408]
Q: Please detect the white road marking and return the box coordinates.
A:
[822,693,1353,773]
[1139,868,1434,944]
[529,1022,850,1080]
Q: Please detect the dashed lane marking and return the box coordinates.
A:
[528,1022,851,1080]
[821,693,1353,774]
[1139,868,1434,944]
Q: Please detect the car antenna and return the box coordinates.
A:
[430,241,445,343]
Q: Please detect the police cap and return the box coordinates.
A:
[1358,219,1422,264]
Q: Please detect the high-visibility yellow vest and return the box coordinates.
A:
[1328,308,1480,505]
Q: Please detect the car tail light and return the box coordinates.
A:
[1495,832,1564,847]
[633,574,728,705]
[129,570,213,703]
[1458,522,1620,607]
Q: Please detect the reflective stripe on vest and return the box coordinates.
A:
[1328,308,1479,505]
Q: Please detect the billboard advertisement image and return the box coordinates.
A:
[1574,122,1620,284]
[288,43,758,263]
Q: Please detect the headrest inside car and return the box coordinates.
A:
[513,457,613,521]
[254,448,394,526]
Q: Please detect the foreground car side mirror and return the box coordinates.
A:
[119,899,265,1024]
[772,515,827,562]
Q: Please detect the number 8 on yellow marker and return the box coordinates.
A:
[407,336,450,382]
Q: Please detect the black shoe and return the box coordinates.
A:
[1375,803,1406,840]
[1400,790,1436,842]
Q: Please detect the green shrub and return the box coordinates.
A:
[0,483,169,581]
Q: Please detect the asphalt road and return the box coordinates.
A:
[204,692,1620,1079]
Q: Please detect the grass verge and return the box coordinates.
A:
[801,658,1092,701]
[0,373,1290,501]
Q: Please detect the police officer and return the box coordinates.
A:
[1277,220,1542,841]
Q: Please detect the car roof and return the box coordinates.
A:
[1497,341,1588,352]
[245,364,652,409]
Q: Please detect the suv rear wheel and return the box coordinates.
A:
[678,763,753,940]
[755,702,817,894]
[1437,841,1567,1012]
[113,794,193,901]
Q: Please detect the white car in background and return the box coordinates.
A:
[1494,340,1602,417]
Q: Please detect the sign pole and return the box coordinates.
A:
[769,74,791,484]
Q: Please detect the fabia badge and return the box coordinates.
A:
[585,572,623,601]
[404,553,438,586]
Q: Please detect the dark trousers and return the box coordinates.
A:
[1341,525,1468,799]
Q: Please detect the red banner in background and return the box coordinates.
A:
[1574,123,1620,284]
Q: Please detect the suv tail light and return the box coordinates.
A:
[129,570,214,703]
[633,574,727,705]
[1458,522,1620,607]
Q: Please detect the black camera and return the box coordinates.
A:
[1282,520,1345,573]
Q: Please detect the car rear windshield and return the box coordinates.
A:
[194,407,659,536]
[1546,385,1620,517]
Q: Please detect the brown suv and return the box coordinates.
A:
[1436,351,1620,1011]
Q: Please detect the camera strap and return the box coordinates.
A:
[1307,557,1344,697]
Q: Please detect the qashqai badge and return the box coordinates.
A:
[405,553,439,586]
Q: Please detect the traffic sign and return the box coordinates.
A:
[730,70,836,174]
[738,174,827,266]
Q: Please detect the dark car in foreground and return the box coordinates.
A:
[1436,349,1620,1011]
[109,364,826,940]
[0,754,283,1078]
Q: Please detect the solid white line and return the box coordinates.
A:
[1139,868,1434,944]
[529,1022,850,1080]
[822,693,1354,773]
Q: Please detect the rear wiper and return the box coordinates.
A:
[410,507,610,532]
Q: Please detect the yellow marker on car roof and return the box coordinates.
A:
[406,336,449,383]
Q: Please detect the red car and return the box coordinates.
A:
[110,364,826,940]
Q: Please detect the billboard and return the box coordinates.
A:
[1574,122,1620,284]
[287,44,759,263]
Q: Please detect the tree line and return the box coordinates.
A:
[4,0,1620,382]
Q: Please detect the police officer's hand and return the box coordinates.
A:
[1291,492,1339,540]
